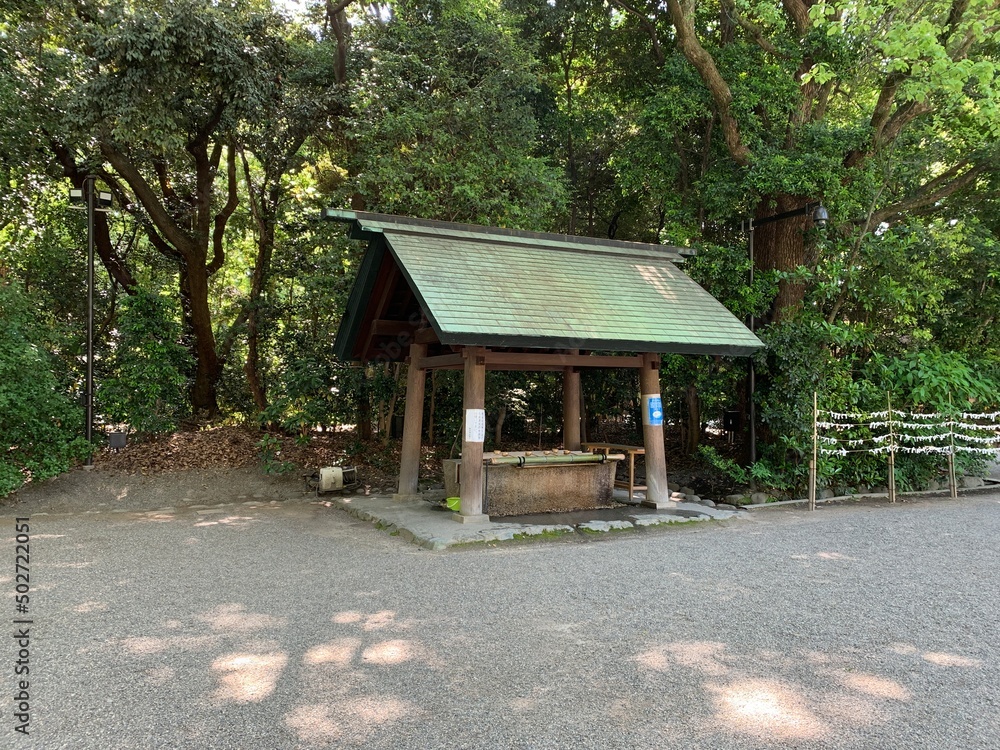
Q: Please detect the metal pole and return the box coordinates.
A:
[809,391,817,511]
[748,220,756,464]
[85,174,96,467]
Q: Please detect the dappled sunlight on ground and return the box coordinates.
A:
[212,651,288,704]
[284,696,414,745]
[922,651,982,667]
[198,603,287,632]
[889,642,983,667]
[285,609,440,744]
[331,609,414,631]
[361,639,417,666]
[633,637,985,744]
[636,641,729,676]
[305,637,362,667]
[833,671,911,700]
[108,601,441,744]
[815,551,854,561]
[789,551,856,563]
[192,514,259,528]
[707,678,829,741]
[73,600,109,613]
[332,610,364,624]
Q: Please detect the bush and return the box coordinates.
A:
[99,291,192,434]
[0,284,90,495]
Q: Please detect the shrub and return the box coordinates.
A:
[100,291,192,434]
[0,284,90,495]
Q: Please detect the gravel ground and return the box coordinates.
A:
[2,486,999,749]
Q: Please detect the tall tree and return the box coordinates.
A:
[614,0,1000,320]
[344,0,568,227]
[3,0,304,415]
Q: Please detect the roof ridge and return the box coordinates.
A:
[322,209,692,259]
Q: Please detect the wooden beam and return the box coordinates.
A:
[414,352,465,370]
[484,363,565,372]
[483,351,643,369]
[371,319,416,337]
[413,327,440,345]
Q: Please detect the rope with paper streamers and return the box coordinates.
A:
[807,393,999,509]
[816,409,1000,457]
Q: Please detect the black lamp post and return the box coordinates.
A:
[743,202,828,463]
[69,176,113,466]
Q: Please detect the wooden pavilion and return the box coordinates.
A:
[326,210,762,523]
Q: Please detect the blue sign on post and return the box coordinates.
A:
[643,395,663,426]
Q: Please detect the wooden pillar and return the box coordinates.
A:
[562,363,581,451]
[639,352,671,508]
[456,346,489,523]
[394,343,426,500]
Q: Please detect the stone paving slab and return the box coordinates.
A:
[328,494,745,549]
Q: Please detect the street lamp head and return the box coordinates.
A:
[812,204,829,228]
[68,185,113,211]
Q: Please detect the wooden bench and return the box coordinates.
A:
[582,443,646,499]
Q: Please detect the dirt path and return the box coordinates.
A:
[2,467,308,516]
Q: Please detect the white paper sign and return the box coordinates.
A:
[465,409,486,443]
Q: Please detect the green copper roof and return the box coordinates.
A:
[328,211,762,358]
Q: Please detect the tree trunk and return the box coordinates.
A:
[357,367,372,441]
[754,194,811,322]
[381,362,403,446]
[243,178,278,413]
[182,261,221,416]
[427,370,436,446]
[684,382,701,455]
[494,404,507,448]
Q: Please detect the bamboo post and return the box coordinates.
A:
[887,391,897,503]
[948,392,958,499]
[809,391,817,511]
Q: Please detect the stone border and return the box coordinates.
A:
[743,477,1000,510]
[328,494,745,550]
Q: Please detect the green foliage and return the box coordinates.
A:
[260,353,358,436]
[870,349,999,411]
[100,291,193,434]
[0,284,90,496]
[1,0,999,499]
[346,0,567,228]
[256,433,295,474]
[697,445,749,485]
